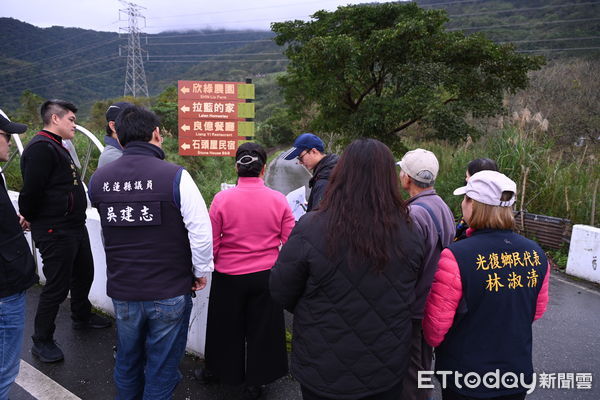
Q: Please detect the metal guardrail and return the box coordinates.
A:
[514,211,573,249]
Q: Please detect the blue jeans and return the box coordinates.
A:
[0,291,26,399]
[113,294,192,400]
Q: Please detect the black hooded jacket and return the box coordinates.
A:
[270,211,424,399]
[307,153,338,211]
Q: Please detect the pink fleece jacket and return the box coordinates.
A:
[423,248,551,348]
[209,177,295,275]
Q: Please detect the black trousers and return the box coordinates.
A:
[32,226,94,341]
[205,269,288,386]
[442,389,527,400]
[301,380,403,400]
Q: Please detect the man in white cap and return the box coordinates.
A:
[397,148,455,400]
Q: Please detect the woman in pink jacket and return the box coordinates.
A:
[201,142,295,400]
[423,171,550,400]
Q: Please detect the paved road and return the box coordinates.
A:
[9,270,599,399]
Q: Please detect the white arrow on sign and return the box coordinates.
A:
[180,105,190,113]
[181,143,191,150]
[181,124,190,132]
[180,86,190,94]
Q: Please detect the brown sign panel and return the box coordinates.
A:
[179,137,239,157]
[178,81,252,101]
[178,99,241,121]
[178,119,246,140]
[177,80,255,157]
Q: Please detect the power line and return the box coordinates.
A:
[0,37,121,77]
[146,40,274,46]
[518,46,600,53]
[420,0,487,7]
[21,66,125,94]
[501,36,600,44]
[0,56,119,89]
[145,0,329,20]
[146,59,288,63]
[148,31,273,39]
[449,2,600,18]
[145,53,282,58]
[448,17,600,31]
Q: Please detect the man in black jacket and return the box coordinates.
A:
[282,133,338,211]
[0,114,38,397]
[19,99,110,363]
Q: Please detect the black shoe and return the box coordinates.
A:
[194,367,219,384]
[32,340,64,363]
[73,313,112,330]
[241,385,264,400]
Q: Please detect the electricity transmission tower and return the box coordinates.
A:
[119,0,149,97]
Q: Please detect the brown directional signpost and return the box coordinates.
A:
[177,80,255,156]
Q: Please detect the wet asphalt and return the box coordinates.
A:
[9,269,600,400]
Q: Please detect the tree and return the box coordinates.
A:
[271,2,544,149]
[151,86,178,137]
[14,90,44,128]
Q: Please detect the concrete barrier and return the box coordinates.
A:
[9,190,211,357]
[566,224,600,284]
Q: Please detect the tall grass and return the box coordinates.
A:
[404,127,599,227]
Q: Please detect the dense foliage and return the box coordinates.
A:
[272,2,544,150]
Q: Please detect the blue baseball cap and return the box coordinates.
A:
[282,133,325,160]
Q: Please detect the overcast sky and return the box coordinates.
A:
[3,0,394,33]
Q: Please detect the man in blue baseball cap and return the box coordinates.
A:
[282,133,338,211]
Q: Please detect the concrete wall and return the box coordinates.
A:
[566,224,600,284]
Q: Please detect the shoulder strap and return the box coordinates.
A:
[413,202,443,246]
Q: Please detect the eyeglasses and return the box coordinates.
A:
[297,150,309,163]
[1,133,10,143]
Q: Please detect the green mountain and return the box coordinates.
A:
[1,0,598,115]
[0,17,283,114]
[417,0,600,55]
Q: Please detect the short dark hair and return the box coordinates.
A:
[236,142,267,177]
[467,158,498,177]
[115,106,160,146]
[40,99,77,125]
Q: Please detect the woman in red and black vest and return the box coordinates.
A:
[423,171,550,400]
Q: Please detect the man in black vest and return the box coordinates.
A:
[0,114,38,397]
[19,99,111,363]
[88,106,214,399]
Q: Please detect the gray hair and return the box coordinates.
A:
[413,170,435,188]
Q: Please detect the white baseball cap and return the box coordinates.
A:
[396,148,439,184]
[453,170,517,207]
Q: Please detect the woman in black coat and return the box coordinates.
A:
[270,138,424,400]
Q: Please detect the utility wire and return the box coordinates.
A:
[146,59,288,63]
[518,46,600,53]
[144,52,282,58]
[146,39,274,46]
[0,56,119,89]
[449,2,600,18]
[448,17,600,31]
[0,37,120,77]
[22,66,125,94]
[501,36,600,44]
